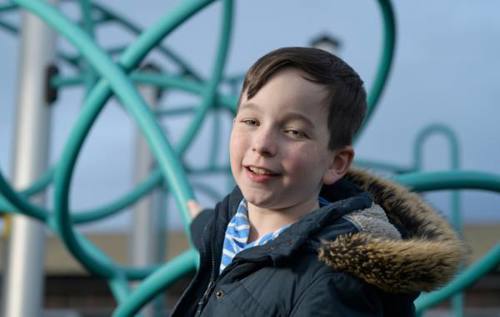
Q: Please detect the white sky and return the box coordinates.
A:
[1,0,499,233]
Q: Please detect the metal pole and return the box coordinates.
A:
[1,3,58,316]
[129,64,165,316]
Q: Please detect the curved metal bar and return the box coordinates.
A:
[0,171,48,221]
[0,165,160,225]
[2,142,162,225]
[50,73,85,87]
[414,124,460,170]
[0,19,17,33]
[72,170,162,224]
[130,72,237,111]
[395,170,500,193]
[155,104,198,116]
[91,2,204,82]
[174,0,233,159]
[112,249,198,317]
[413,123,464,230]
[0,195,16,214]
[415,244,500,314]
[51,72,238,110]
[0,165,53,220]
[0,3,18,13]
[356,0,396,138]
[20,167,54,197]
[108,273,133,306]
[0,2,206,80]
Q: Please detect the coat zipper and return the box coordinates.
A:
[195,279,215,316]
[195,227,218,317]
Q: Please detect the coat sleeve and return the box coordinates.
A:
[290,272,385,317]
[189,208,213,251]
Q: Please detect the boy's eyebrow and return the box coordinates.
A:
[240,102,315,129]
[239,102,260,112]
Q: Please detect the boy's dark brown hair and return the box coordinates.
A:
[239,47,367,150]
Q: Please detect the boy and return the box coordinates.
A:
[171,47,463,316]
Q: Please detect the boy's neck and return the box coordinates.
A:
[246,198,319,243]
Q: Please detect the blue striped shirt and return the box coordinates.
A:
[220,197,330,273]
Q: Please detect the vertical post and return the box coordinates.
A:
[1,3,58,317]
[129,64,165,316]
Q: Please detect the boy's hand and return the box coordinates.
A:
[187,200,203,219]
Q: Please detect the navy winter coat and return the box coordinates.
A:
[171,169,463,316]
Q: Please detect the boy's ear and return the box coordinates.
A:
[322,146,354,185]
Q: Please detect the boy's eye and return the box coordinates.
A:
[284,128,307,139]
[241,119,259,126]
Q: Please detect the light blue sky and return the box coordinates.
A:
[1,0,499,232]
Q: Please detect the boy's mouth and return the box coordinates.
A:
[245,165,280,177]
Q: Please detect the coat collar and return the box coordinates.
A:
[318,168,465,293]
[220,180,372,267]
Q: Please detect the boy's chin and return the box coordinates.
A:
[242,192,279,209]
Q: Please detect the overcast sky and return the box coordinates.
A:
[1,0,499,233]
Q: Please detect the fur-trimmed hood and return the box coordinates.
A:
[318,168,466,294]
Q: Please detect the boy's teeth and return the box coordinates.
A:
[249,166,272,175]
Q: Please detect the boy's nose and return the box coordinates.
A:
[252,128,277,157]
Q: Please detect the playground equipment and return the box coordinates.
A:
[0,0,499,316]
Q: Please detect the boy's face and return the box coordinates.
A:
[230,68,349,213]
